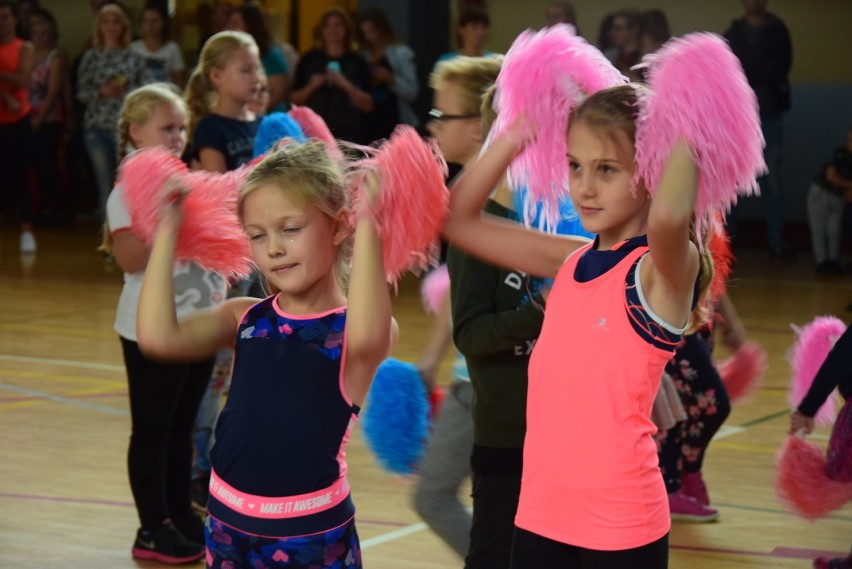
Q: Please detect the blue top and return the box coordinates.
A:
[209,295,358,537]
[190,113,260,171]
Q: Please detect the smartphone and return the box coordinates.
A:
[326,61,341,73]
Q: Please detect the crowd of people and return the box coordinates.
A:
[1,1,850,569]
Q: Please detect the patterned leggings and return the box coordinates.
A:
[658,332,731,493]
[205,516,362,569]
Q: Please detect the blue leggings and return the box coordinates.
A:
[205,516,362,569]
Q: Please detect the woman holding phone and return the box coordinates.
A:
[291,7,372,143]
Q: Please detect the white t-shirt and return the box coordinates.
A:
[129,40,185,84]
[107,185,227,341]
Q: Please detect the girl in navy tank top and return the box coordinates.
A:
[137,142,396,568]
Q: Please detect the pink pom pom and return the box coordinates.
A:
[788,316,846,426]
[775,435,852,520]
[351,126,448,285]
[288,105,344,162]
[635,33,766,232]
[490,24,626,227]
[117,147,253,278]
[420,264,450,315]
[716,341,768,404]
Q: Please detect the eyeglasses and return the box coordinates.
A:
[428,109,480,122]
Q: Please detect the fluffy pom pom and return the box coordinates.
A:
[635,33,766,230]
[288,105,344,162]
[716,341,768,404]
[253,112,307,157]
[117,147,252,278]
[351,126,449,285]
[708,222,734,303]
[490,24,626,226]
[775,435,852,520]
[420,264,450,315]
[361,358,430,475]
[788,316,846,426]
[512,184,595,238]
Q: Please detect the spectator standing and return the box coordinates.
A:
[725,0,793,257]
[0,0,35,252]
[358,7,419,142]
[130,2,186,88]
[291,7,373,143]
[28,9,69,224]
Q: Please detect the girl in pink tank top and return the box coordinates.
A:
[443,84,714,568]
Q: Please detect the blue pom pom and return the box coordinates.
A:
[361,358,430,475]
[253,112,308,157]
[512,185,595,239]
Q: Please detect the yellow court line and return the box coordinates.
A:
[0,322,115,340]
[712,440,826,454]
[0,368,124,387]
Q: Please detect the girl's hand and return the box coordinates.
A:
[503,114,537,149]
[308,73,326,90]
[326,68,349,89]
[160,178,189,230]
[788,410,815,435]
[360,170,381,211]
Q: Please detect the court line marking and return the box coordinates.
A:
[0,381,128,416]
[0,353,124,372]
[2,353,845,550]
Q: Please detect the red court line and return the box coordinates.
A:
[672,543,847,560]
[0,492,407,527]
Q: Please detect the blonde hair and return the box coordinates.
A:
[117,83,186,162]
[238,143,352,294]
[185,30,258,140]
[101,83,187,256]
[480,84,497,139]
[570,84,715,329]
[92,4,132,48]
[430,55,503,116]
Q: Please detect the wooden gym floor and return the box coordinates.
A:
[0,222,849,568]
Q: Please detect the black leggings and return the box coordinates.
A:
[121,337,214,529]
[510,528,668,568]
[659,332,731,492]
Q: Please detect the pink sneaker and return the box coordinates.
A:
[669,490,720,522]
[814,554,852,569]
[681,471,710,506]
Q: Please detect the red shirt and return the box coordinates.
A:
[0,38,30,124]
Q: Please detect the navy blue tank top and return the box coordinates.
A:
[209,294,359,537]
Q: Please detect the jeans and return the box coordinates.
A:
[83,128,118,214]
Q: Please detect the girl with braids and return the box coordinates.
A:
[185,30,261,172]
[104,83,226,564]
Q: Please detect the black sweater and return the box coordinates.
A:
[798,325,852,417]
[447,200,546,450]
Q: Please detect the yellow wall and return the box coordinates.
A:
[484,0,851,84]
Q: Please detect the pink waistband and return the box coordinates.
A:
[209,470,350,519]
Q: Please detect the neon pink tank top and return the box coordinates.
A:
[516,242,675,550]
[0,38,30,124]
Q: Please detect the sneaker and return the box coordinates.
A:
[19,231,36,254]
[131,522,204,564]
[173,511,205,545]
[681,471,710,506]
[814,555,852,569]
[669,490,720,522]
[191,472,210,514]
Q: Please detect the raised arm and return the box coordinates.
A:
[344,173,396,405]
[442,130,586,280]
[136,196,251,361]
[642,141,700,327]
